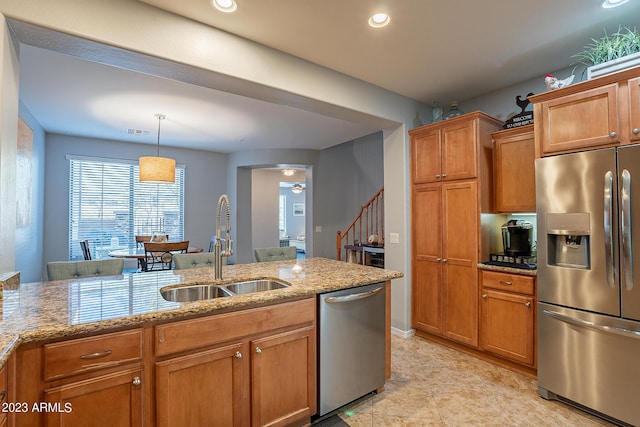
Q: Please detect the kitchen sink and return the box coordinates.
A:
[223,279,289,295]
[160,284,233,302]
[160,279,290,302]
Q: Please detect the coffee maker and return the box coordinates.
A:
[502,219,533,256]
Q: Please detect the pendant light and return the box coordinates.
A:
[139,113,175,183]
[291,183,304,194]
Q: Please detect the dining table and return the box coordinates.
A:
[109,246,203,271]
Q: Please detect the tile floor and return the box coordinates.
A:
[319,334,618,427]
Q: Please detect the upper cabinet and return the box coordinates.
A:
[410,112,504,184]
[530,67,640,157]
[492,125,536,213]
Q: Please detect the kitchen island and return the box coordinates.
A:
[0,257,402,426]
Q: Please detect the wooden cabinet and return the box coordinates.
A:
[492,125,536,213]
[480,270,536,367]
[250,326,315,427]
[410,117,480,183]
[154,298,316,427]
[410,112,503,348]
[13,329,146,427]
[531,67,640,157]
[155,343,244,426]
[0,363,7,427]
[44,368,144,427]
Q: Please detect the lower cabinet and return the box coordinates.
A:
[155,343,244,427]
[154,298,316,427]
[44,368,144,427]
[480,270,536,367]
[250,326,315,427]
[13,297,317,427]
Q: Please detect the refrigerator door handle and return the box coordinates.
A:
[543,309,640,339]
[604,170,615,288]
[621,169,634,291]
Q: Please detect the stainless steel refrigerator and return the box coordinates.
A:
[536,146,640,426]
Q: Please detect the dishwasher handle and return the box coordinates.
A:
[324,286,383,304]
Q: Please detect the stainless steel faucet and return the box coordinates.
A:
[214,194,233,279]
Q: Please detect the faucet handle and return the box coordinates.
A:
[224,239,233,256]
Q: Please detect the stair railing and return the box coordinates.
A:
[336,187,384,262]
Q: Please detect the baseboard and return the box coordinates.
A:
[391,327,415,339]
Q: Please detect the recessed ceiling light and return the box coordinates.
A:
[368,13,390,28]
[602,0,629,8]
[212,0,238,13]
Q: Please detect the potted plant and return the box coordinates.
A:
[572,26,640,79]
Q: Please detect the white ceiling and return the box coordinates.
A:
[15,0,640,153]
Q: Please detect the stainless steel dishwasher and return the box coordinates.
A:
[318,282,386,416]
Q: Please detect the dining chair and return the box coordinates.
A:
[254,246,297,262]
[143,241,189,271]
[174,252,228,269]
[135,234,169,249]
[80,240,92,260]
[47,259,124,281]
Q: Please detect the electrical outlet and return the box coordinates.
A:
[389,233,400,244]
[315,226,322,233]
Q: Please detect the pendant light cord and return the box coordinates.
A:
[155,113,165,157]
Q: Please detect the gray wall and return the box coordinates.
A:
[16,103,45,282]
[315,131,384,259]
[43,133,228,272]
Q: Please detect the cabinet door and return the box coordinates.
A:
[44,368,143,427]
[155,343,244,427]
[493,128,536,213]
[442,181,478,346]
[629,76,640,143]
[410,128,442,183]
[480,289,535,366]
[251,326,316,427]
[411,184,443,334]
[539,83,620,154]
[441,120,477,181]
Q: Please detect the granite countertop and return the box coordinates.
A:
[0,257,403,365]
[477,262,537,277]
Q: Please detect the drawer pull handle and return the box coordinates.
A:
[499,281,513,285]
[80,350,112,360]
[132,376,141,386]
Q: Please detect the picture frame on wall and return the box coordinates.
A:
[293,203,305,216]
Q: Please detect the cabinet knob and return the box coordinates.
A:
[436,258,442,262]
[441,173,447,178]
[132,376,141,386]
[435,174,441,179]
[525,302,532,308]
[633,128,640,135]
[482,294,487,299]
[442,259,447,263]
[610,132,617,138]
[255,347,262,354]
[235,351,243,359]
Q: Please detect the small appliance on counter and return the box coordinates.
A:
[483,219,536,269]
[502,219,533,256]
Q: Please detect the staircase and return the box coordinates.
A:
[336,187,384,264]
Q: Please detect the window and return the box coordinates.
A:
[69,156,185,260]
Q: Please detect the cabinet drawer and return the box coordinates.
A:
[481,270,534,295]
[155,298,315,357]
[44,329,143,380]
